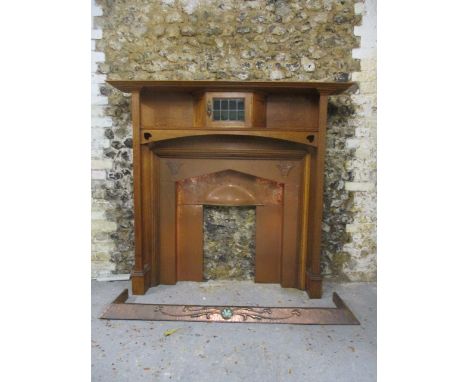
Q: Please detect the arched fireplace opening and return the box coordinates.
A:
[203,205,256,281]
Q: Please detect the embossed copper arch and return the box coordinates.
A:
[176,169,284,207]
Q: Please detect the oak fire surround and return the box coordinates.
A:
[107,80,353,299]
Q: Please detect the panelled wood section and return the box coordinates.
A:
[159,161,177,285]
[108,80,353,298]
[252,92,267,128]
[266,93,319,130]
[176,204,203,281]
[140,91,194,129]
[255,205,282,283]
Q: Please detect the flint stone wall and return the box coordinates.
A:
[91,0,377,281]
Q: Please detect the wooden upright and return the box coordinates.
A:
[107,80,353,298]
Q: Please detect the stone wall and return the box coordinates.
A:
[91,0,377,281]
[204,206,256,280]
[92,0,116,278]
[343,0,376,281]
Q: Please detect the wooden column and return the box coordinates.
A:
[306,92,329,298]
[298,152,311,290]
[130,90,151,294]
[176,205,204,281]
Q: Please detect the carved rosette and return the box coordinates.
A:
[276,162,295,177]
[166,161,183,176]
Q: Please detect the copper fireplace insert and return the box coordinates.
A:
[107,80,353,299]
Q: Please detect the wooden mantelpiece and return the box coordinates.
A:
[108,80,352,94]
[107,80,353,298]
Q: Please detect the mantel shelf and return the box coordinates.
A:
[140,127,319,131]
[107,80,354,95]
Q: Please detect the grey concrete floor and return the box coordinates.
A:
[92,280,376,382]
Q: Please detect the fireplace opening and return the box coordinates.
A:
[203,206,256,281]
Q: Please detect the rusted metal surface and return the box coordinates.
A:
[100,289,360,325]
